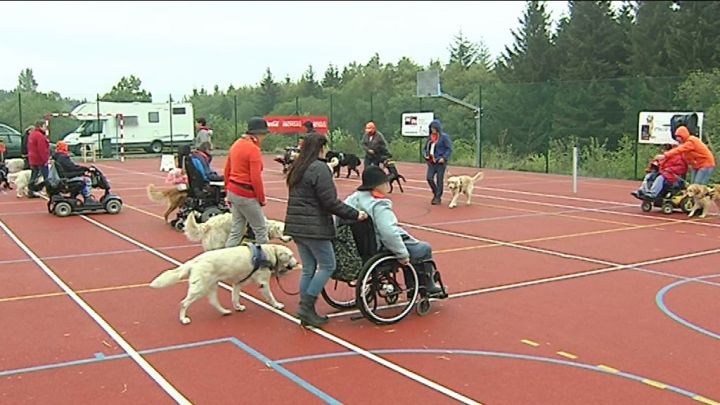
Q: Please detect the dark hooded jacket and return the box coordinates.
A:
[423,119,453,163]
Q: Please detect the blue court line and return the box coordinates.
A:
[228,338,341,405]
[655,273,720,341]
[0,337,339,404]
[275,349,716,403]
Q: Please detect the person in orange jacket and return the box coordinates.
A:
[655,126,715,185]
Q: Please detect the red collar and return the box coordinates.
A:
[198,126,211,132]
[371,190,386,199]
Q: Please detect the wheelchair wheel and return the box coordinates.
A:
[104,198,122,215]
[416,298,431,316]
[356,254,419,325]
[661,202,674,215]
[640,201,652,212]
[321,280,356,309]
[680,196,694,214]
[200,206,222,222]
[54,202,72,217]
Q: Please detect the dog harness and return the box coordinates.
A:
[237,243,274,284]
[250,243,272,271]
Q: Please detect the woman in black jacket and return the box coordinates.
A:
[285,133,367,327]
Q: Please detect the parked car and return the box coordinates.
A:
[0,123,56,160]
[0,123,23,159]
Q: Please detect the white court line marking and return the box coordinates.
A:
[79,215,481,404]
[420,204,631,227]
[0,220,190,404]
[0,244,200,266]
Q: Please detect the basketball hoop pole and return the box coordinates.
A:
[438,93,482,168]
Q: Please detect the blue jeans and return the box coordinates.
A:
[426,163,446,198]
[29,165,48,193]
[405,239,432,263]
[294,237,336,297]
[692,167,715,185]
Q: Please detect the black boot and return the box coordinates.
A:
[419,262,444,296]
[297,294,328,327]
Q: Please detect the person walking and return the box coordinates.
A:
[224,117,270,247]
[360,121,387,167]
[27,120,50,197]
[284,133,367,327]
[423,119,453,205]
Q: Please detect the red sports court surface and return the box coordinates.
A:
[1,155,718,404]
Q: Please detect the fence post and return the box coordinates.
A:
[370,92,374,121]
[418,97,423,163]
[633,137,639,180]
[329,92,333,149]
[169,94,174,152]
[17,92,23,131]
[476,85,483,168]
[96,94,101,154]
[234,94,238,138]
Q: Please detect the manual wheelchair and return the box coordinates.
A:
[321,218,447,325]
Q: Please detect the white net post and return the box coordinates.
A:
[118,114,125,162]
[572,146,578,194]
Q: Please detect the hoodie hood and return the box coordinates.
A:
[674,126,690,142]
[429,119,444,134]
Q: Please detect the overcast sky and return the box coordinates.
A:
[1,1,572,101]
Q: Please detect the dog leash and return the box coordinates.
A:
[274,275,299,296]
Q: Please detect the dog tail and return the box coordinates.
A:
[183,212,205,242]
[472,171,484,182]
[146,184,166,203]
[150,263,192,288]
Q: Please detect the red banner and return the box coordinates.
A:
[264,116,329,135]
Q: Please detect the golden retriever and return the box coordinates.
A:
[4,158,26,174]
[685,184,720,218]
[149,244,299,324]
[184,211,291,251]
[446,171,484,208]
[146,184,188,222]
[7,169,43,198]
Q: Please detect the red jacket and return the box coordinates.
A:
[224,136,265,205]
[659,153,688,184]
[27,128,50,166]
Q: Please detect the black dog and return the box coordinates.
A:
[382,158,406,193]
[326,151,361,178]
[0,163,11,191]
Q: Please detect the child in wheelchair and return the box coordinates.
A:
[344,166,446,297]
[632,144,688,201]
[52,141,98,204]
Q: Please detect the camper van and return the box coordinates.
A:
[62,101,195,155]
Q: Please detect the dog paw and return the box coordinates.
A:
[181,317,192,325]
[281,236,292,243]
[219,308,232,316]
[448,203,457,209]
[272,302,285,310]
[234,303,246,312]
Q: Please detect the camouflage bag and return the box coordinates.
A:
[331,224,364,282]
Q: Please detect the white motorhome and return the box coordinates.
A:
[62,101,195,154]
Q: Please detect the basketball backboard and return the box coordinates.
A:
[416,70,441,98]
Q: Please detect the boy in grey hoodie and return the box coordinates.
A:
[194,118,213,152]
[344,166,445,296]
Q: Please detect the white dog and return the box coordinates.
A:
[149,244,299,324]
[7,169,43,198]
[4,158,26,174]
[446,171,484,208]
[184,212,292,251]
